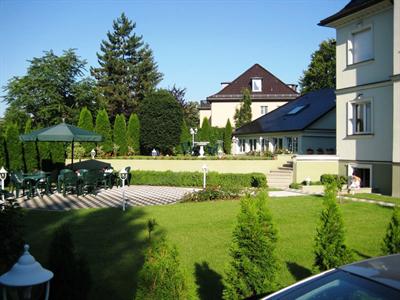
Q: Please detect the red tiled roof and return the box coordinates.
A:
[207,64,298,101]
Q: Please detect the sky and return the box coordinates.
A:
[0,0,348,117]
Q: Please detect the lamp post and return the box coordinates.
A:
[0,166,7,205]
[202,164,208,189]
[189,128,197,149]
[151,148,157,158]
[90,149,96,160]
[0,244,53,300]
[119,169,128,211]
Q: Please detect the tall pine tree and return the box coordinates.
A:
[113,114,128,156]
[234,88,252,128]
[127,113,140,155]
[95,109,113,154]
[91,13,163,119]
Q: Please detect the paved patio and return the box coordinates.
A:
[16,185,197,211]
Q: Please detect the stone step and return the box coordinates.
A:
[278,167,293,171]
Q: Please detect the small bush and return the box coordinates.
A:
[290,182,302,189]
[182,186,241,202]
[382,207,400,254]
[130,170,267,189]
[320,174,347,190]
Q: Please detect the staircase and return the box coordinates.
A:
[268,161,293,189]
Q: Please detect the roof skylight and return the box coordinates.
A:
[287,105,306,115]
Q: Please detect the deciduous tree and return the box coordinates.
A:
[168,85,199,128]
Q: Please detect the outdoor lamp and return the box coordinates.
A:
[151,148,157,158]
[202,164,208,189]
[0,244,53,300]
[305,177,311,186]
[90,149,96,160]
[119,169,128,187]
[189,128,198,148]
[0,167,7,204]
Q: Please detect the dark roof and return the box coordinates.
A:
[319,0,385,26]
[234,88,335,135]
[207,64,298,101]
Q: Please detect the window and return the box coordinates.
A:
[261,106,268,115]
[347,99,372,135]
[286,137,299,153]
[252,78,262,92]
[287,105,306,115]
[348,26,373,65]
[348,164,371,188]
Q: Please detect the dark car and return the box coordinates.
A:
[262,254,400,300]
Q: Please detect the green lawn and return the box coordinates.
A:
[344,193,400,206]
[23,196,393,300]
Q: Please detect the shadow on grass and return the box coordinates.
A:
[24,207,152,300]
[286,261,313,281]
[353,249,371,259]
[195,261,223,300]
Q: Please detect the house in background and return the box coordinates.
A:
[199,64,299,127]
[320,0,399,196]
[233,88,336,155]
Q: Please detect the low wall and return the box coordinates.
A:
[71,155,292,175]
[293,155,339,183]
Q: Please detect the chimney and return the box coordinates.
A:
[221,82,230,89]
[287,84,298,92]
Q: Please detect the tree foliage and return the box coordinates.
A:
[135,236,193,300]
[223,192,278,299]
[91,13,163,119]
[113,114,128,156]
[179,120,191,154]
[382,207,400,254]
[23,119,38,172]
[3,49,99,128]
[234,88,252,128]
[127,113,140,155]
[78,107,95,154]
[198,117,211,142]
[314,184,353,271]
[48,225,92,300]
[139,90,183,155]
[5,123,23,171]
[168,85,199,128]
[95,109,113,153]
[300,39,336,94]
[223,119,233,154]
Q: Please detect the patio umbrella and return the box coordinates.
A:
[20,122,103,165]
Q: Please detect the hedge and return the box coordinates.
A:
[130,170,267,189]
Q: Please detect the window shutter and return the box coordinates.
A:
[347,102,353,135]
[353,28,373,63]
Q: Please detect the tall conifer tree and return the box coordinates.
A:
[91,13,163,119]
[95,109,113,154]
[78,107,95,154]
[234,88,252,128]
[113,114,128,156]
[5,124,23,171]
[127,113,140,155]
[223,119,233,154]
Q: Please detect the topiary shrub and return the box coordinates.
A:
[113,114,128,156]
[135,236,193,300]
[78,107,95,154]
[127,113,140,155]
[223,119,232,154]
[314,184,353,271]
[382,207,400,254]
[95,108,113,154]
[223,192,278,299]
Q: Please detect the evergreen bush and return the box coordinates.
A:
[95,108,113,154]
[223,119,232,154]
[179,120,191,154]
[314,184,353,271]
[113,114,128,156]
[23,119,38,172]
[48,224,92,300]
[78,107,95,154]
[135,236,193,300]
[127,113,140,155]
[223,192,278,299]
[5,123,23,171]
[198,117,211,142]
[382,207,400,254]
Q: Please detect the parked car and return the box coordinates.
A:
[262,254,400,300]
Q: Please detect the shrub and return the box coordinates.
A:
[135,236,193,300]
[78,107,95,154]
[223,192,278,299]
[320,174,347,190]
[382,207,400,254]
[198,117,211,143]
[289,182,302,189]
[23,119,38,172]
[48,224,92,300]
[95,108,113,153]
[223,119,232,154]
[179,120,191,154]
[0,135,6,168]
[314,184,353,271]
[127,113,140,155]
[182,186,241,202]
[113,114,128,155]
[130,170,267,189]
[139,90,183,155]
[0,198,24,274]
[6,123,23,171]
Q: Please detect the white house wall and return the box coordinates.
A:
[307,109,336,130]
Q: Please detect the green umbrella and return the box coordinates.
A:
[20,122,103,165]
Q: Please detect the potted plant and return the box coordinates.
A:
[306,148,314,154]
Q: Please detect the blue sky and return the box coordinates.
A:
[0,0,347,117]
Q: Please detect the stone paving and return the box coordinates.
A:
[16,185,197,211]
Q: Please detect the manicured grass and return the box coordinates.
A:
[345,193,400,206]
[23,196,393,300]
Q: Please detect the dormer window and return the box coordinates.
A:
[252,78,262,92]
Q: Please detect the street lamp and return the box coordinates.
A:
[0,166,7,205]
[119,169,128,211]
[189,128,198,149]
[0,244,53,300]
[90,149,96,160]
[202,164,208,189]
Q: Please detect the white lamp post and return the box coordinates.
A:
[119,169,128,211]
[0,166,7,205]
[202,164,208,189]
[0,244,53,300]
[90,149,96,160]
[151,148,157,158]
[189,128,198,149]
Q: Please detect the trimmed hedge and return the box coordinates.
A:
[130,170,267,189]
